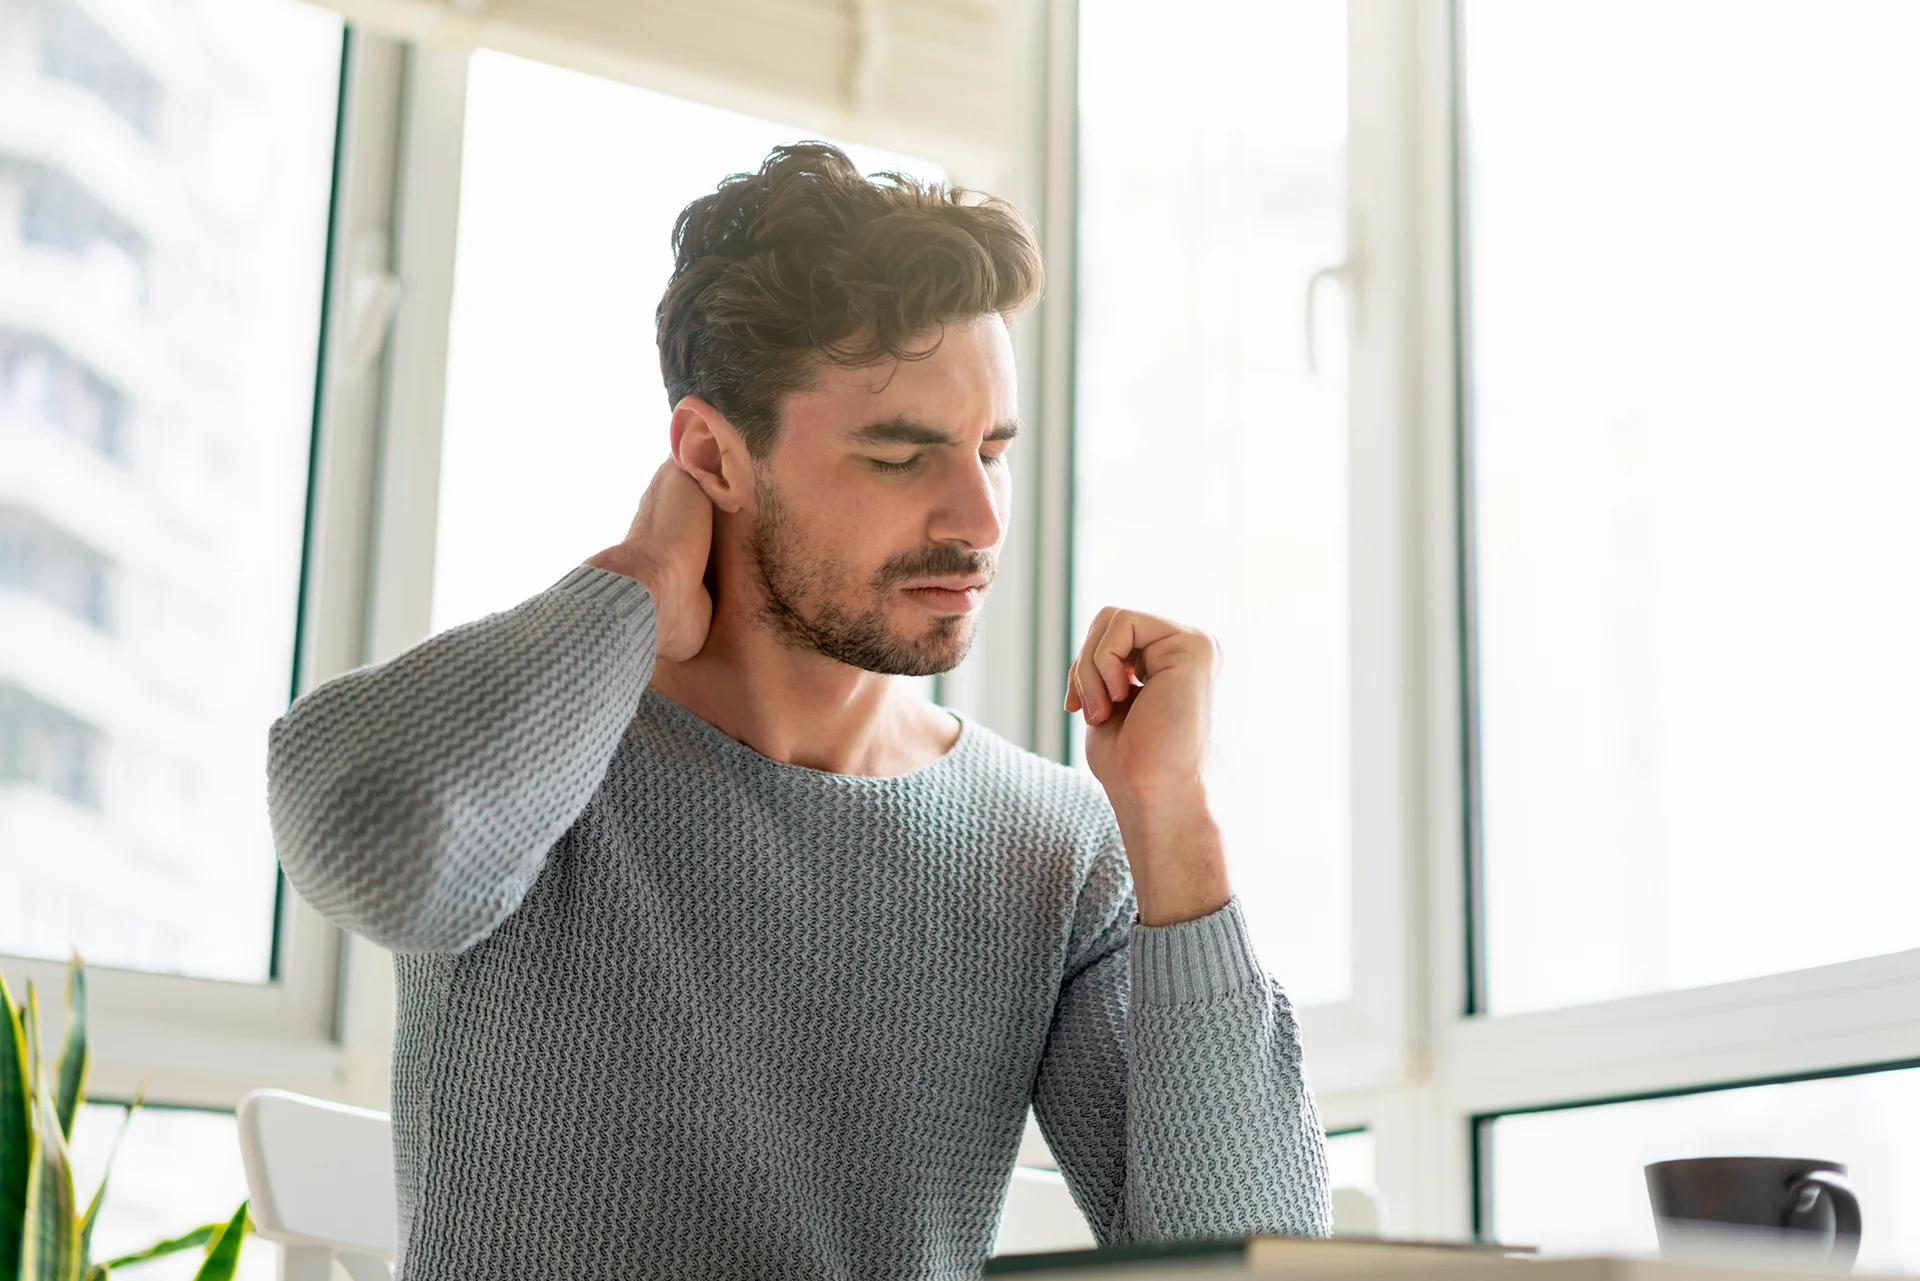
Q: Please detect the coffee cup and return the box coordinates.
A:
[1645,1157,1861,1271]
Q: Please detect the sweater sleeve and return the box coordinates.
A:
[267,565,657,954]
[1028,844,1333,1244]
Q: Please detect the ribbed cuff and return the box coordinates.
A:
[1129,896,1266,1006]
[552,564,654,622]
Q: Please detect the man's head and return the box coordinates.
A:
[656,143,1043,676]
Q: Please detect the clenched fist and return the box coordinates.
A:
[586,459,715,662]
[1065,606,1232,927]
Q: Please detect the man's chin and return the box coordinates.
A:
[874,613,976,678]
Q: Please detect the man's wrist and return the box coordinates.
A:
[586,548,666,607]
[1111,784,1232,927]
[584,547,680,652]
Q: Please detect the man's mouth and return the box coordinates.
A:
[898,577,990,614]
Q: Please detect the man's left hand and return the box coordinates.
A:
[1066,607,1232,927]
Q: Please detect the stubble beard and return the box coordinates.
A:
[747,477,990,677]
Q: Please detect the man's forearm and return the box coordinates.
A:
[1112,786,1233,927]
[269,566,657,952]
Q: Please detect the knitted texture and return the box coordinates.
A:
[268,566,1332,1280]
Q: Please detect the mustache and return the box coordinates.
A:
[874,546,996,591]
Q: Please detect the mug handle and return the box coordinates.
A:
[1786,1170,1862,1270]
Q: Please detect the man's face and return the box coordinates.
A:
[745,314,1017,677]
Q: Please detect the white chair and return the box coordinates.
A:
[1331,1186,1383,1235]
[236,1089,398,1281]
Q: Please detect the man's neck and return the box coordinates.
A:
[648,594,960,779]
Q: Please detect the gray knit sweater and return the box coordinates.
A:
[267,565,1330,1280]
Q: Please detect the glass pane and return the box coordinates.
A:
[1487,1067,1920,1272]
[1463,1,1920,1013]
[1325,1128,1377,1196]
[433,53,943,643]
[70,1103,272,1280]
[1074,1,1350,1005]
[0,0,342,978]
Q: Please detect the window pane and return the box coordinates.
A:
[0,0,342,979]
[70,1103,272,1280]
[1325,1128,1377,1196]
[433,53,942,640]
[1463,1,1920,1013]
[1487,1068,1920,1272]
[1074,2,1350,1005]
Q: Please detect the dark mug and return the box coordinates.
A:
[1646,1157,1862,1270]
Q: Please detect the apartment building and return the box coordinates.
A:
[0,0,332,980]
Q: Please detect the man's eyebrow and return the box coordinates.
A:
[848,416,1021,446]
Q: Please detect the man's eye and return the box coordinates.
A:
[982,449,1009,467]
[869,455,922,474]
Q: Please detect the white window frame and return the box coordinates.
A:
[3,0,1035,1122]
[0,28,457,1114]
[1003,0,1920,1238]
[1325,0,1920,1241]
[14,0,1920,1228]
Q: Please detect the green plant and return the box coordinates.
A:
[2,957,251,1281]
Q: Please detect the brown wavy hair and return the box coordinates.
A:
[656,142,1044,457]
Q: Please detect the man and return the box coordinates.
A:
[269,142,1329,1280]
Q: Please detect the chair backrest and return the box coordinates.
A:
[1331,1186,1382,1236]
[236,1089,398,1281]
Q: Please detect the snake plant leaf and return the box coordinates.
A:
[80,1094,142,1271]
[56,957,87,1141]
[2,974,34,1281]
[94,1222,218,1271]
[25,980,43,1109]
[188,1204,249,1281]
[21,1090,82,1281]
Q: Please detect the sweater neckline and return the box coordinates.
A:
[642,689,976,787]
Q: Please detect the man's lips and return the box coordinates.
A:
[900,577,991,593]
[899,579,990,613]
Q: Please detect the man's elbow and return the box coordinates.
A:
[269,758,486,954]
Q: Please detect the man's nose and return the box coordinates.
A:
[929,454,1006,551]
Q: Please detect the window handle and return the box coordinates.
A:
[1304,243,1360,378]
[341,229,404,381]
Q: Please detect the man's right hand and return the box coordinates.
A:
[585,459,715,661]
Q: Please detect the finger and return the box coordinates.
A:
[1091,612,1133,704]
[1063,661,1082,713]
[1075,608,1118,723]
[1075,661,1103,724]
[624,461,669,539]
[1091,610,1202,701]
[1072,610,1107,721]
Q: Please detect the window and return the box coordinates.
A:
[7,0,1909,1250]
[1461,0,1920,1014]
[0,332,130,458]
[6,156,150,295]
[28,0,165,137]
[1326,1128,1377,1197]
[69,1103,271,1281]
[0,503,116,629]
[1073,0,1350,1007]
[0,0,343,980]
[433,52,941,634]
[1483,1066,1920,1272]
[0,681,104,807]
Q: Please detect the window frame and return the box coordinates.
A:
[1029,0,1920,1239]
[0,26,447,1114]
[11,0,1919,1234]
[1401,0,1920,1240]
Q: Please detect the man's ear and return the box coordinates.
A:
[670,397,752,515]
